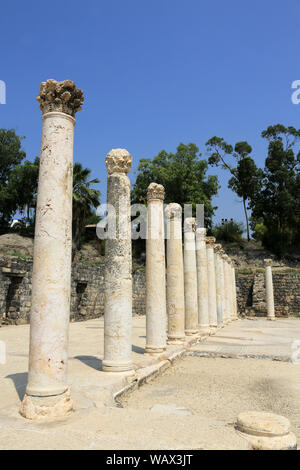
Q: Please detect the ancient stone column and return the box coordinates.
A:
[264,259,275,321]
[219,249,226,324]
[214,244,223,328]
[165,204,185,343]
[206,237,218,330]
[183,218,198,335]
[20,79,84,420]
[145,183,167,353]
[231,265,238,320]
[221,253,230,324]
[195,228,210,334]
[226,257,234,322]
[103,149,133,372]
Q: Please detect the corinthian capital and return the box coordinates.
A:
[105,148,132,175]
[37,79,84,117]
[147,183,165,202]
[264,259,272,267]
[184,217,196,232]
[206,236,216,247]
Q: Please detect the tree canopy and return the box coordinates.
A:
[249,124,300,256]
[131,143,219,228]
[206,137,262,240]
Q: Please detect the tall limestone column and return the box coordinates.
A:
[20,79,84,419]
[165,204,185,343]
[226,257,233,322]
[231,264,238,320]
[222,253,230,324]
[195,228,210,334]
[214,244,223,328]
[145,183,167,353]
[103,149,133,372]
[219,249,226,325]
[264,259,275,321]
[184,218,198,335]
[206,237,218,330]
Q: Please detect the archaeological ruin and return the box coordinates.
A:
[0,80,299,428]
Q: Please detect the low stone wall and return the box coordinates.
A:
[236,272,300,318]
[0,257,146,325]
[1,257,299,324]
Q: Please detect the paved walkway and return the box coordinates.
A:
[0,317,299,449]
[190,317,300,360]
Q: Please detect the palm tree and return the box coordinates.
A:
[72,163,100,256]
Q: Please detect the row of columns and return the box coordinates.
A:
[154,202,238,351]
[20,79,239,420]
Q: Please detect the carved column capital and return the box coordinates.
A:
[184,217,196,233]
[147,183,165,202]
[105,148,132,175]
[37,79,84,117]
[264,259,272,267]
[165,203,182,219]
[206,236,216,247]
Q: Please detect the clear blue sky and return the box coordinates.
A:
[1,0,300,227]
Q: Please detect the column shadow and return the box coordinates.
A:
[6,372,28,401]
[74,355,102,371]
[132,345,145,355]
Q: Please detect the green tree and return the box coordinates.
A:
[206,137,262,241]
[4,157,40,220]
[250,124,300,256]
[0,129,26,222]
[131,143,219,228]
[72,163,100,255]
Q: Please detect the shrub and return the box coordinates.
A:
[213,220,245,244]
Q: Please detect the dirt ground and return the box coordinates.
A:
[120,356,300,448]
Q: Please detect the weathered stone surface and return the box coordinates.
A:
[103,149,133,372]
[236,411,297,450]
[165,203,185,343]
[184,218,198,335]
[20,79,83,419]
[206,237,217,329]
[37,79,84,117]
[105,148,132,175]
[195,228,210,334]
[20,388,73,421]
[264,259,275,320]
[145,183,167,353]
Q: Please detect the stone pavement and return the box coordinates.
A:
[0,317,299,449]
[190,317,300,360]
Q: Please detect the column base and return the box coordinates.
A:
[167,335,186,345]
[102,360,133,372]
[198,326,211,335]
[145,346,166,354]
[20,388,73,421]
[267,317,276,321]
[185,329,199,336]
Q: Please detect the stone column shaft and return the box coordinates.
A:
[103,149,133,371]
[21,79,84,419]
[184,218,198,335]
[145,183,167,353]
[166,204,185,343]
[206,237,218,329]
[264,259,275,321]
[222,254,230,324]
[214,244,223,328]
[232,265,238,320]
[196,228,210,334]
